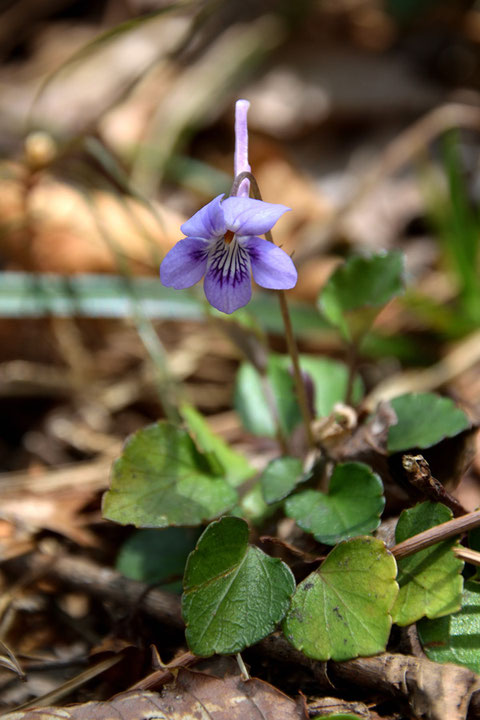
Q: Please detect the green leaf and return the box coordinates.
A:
[318,251,405,340]
[418,580,480,673]
[294,356,363,416]
[180,403,255,487]
[285,462,384,545]
[102,422,238,528]
[234,354,363,438]
[182,517,295,656]
[283,537,398,661]
[0,272,317,332]
[260,457,304,504]
[116,527,200,593]
[391,502,464,626]
[237,482,280,525]
[387,392,470,453]
[234,355,299,438]
[0,272,206,320]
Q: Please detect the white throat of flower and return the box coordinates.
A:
[207,234,250,284]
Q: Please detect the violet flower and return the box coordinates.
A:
[160,100,297,314]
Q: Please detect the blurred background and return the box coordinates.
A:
[0,0,477,537]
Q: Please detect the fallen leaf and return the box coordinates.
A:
[1,488,97,546]
[2,666,307,720]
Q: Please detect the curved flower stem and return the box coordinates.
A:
[277,290,316,450]
[228,170,255,198]
[235,171,316,450]
[344,340,358,406]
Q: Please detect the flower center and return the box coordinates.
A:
[224,229,235,244]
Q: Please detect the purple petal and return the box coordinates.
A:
[245,237,297,289]
[160,237,209,289]
[180,195,226,239]
[203,238,252,314]
[222,197,290,236]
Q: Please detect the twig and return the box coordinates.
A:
[128,651,198,691]
[401,454,467,517]
[1,655,123,714]
[2,552,183,629]
[258,636,480,720]
[453,546,480,567]
[391,508,480,560]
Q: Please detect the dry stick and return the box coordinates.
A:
[453,546,480,567]
[4,656,124,713]
[3,553,184,628]
[256,636,480,720]
[391,508,480,560]
[233,171,316,450]
[129,651,198,691]
[402,454,467,518]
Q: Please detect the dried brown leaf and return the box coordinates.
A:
[2,666,307,720]
[1,489,97,547]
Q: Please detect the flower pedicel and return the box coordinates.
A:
[160,100,297,314]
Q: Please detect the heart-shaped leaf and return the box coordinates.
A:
[418,580,480,673]
[234,355,298,438]
[238,482,279,525]
[182,517,295,656]
[260,457,305,504]
[180,402,255,487]
[285,462,384,545]
[387,392,470,453]
[391,502,464,626]
[234,355,363,438]
[283,536,398,661]
[116,527,200,592]
[318,251,405,341]
[102,422,238,528]
[294,356,363,416]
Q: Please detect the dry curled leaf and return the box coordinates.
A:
[1,489,97,547]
